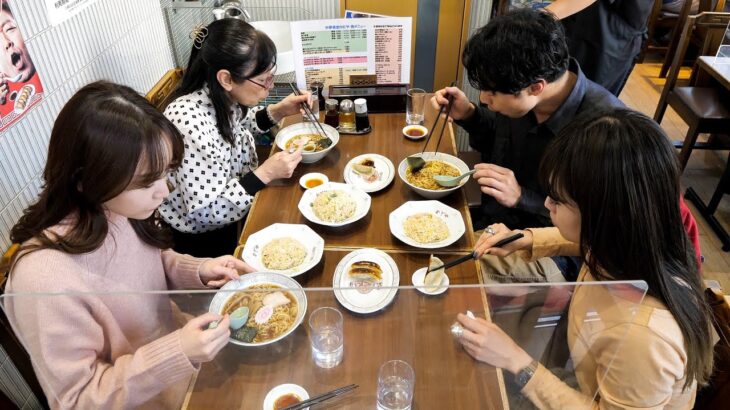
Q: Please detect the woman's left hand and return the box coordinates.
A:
[457,313,534,374]
[268,92,312,122]
[199,256,255,288]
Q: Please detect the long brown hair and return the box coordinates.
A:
[9,81,184,260]
[540,108,713,389]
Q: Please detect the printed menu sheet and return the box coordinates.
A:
[290,17,411,91]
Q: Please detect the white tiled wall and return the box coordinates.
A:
[0,0,176,407]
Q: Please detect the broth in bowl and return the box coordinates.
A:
[222,284,299,344]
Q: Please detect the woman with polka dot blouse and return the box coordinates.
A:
[160,19,309,257]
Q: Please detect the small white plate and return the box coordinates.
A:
[241,223,324,277]
[411,267,449,295]
[298,182,371,227]
[333,248,400,314]
[389,201,466,249]
[263,383,309,410]
[299,172,329,189]
[402,125,428,141]
[343,153,395,193]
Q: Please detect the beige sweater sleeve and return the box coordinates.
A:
[7,256,197,409]
[519,227,581,261]
[521,322,686,410]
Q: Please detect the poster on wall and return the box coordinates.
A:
[290,17,412,91]
[1,0,44,133]
[45,0,100,26]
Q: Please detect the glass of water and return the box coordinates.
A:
[406,88,426,125]
[308,307,344,368]
[304,85,320,122]
[377,360,415,410]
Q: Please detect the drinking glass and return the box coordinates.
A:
[376,360,415,410]
[304,84,320,122]
[308,307,344,368]
[406,88,426,125]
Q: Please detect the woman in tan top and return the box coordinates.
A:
[461,108,713,409]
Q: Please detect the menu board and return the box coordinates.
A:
[290,18,412,91]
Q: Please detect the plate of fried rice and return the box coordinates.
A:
[298,182,371,227]
[242,223,324,277]
[389,201,466,249]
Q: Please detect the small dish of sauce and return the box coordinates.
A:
[299,172,329,189]
[274,393,301,409]
[402,125,428,141]
[264,383,309,410]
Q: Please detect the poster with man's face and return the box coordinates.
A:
[0,0,44,132]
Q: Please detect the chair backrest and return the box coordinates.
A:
[693,287,730,408]
[145,68,183,111]
[655,12,730,120]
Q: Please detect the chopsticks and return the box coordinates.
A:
[288,83,329,143]
[425,233,526,273]
[419,80,457,156]
[281,384,359,410]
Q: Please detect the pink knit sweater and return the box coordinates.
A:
[4,213,209,409]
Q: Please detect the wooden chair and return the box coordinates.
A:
[144,68,183,111]
[658,0,726,78]
[0,244,49,409]
[653,12,730,170]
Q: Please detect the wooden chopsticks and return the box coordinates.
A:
[287,83,330,143]
[280,384,359,410]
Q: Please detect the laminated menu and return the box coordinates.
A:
[290,17,412,92]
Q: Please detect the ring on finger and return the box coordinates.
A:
[486,226,496,236]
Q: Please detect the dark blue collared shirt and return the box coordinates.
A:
[457,58,622,229]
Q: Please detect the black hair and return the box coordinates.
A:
[167,19,276,144]
[540,108,713,390]
[462,8,569,94]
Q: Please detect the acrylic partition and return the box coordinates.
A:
[1,280,648,409]
[718,20,730,63]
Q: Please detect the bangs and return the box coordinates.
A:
[129,121,184,189]
[539,154,572,204]
[247,30,277,78]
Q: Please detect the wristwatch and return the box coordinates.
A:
[514,360,539,389]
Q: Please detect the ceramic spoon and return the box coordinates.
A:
[433,169,476,187]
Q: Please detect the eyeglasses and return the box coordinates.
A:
[246,65,276,89]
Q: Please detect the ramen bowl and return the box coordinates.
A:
[398,152,470,199]
[275,122,340,163]
[209,272,307,347]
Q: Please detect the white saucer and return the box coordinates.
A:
[263,383,309,410]
[299,172,328,189]
[411,267,449,295]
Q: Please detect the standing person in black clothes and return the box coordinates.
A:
[544,0,654,96]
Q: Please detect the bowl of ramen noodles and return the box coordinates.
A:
[275,122,339,163]
[242,223,324,278]
[209,272,307,347]
[298,182,371,227]
[398,152,470,199]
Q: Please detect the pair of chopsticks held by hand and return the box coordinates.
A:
[280,384,359,410]
[287,83,329,142]
[426,232,525,274]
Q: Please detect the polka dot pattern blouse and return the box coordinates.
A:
[159,87,270,233]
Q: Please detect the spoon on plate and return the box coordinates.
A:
[433,169,476,188]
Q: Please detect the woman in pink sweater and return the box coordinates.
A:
[465,109,714,408]
[4,81,253,409]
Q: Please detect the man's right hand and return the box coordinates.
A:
[431,86,475,121]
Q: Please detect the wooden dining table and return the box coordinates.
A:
[182,102,509,409]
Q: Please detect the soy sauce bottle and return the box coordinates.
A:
[324,99,339,128]
[354,98,370,132]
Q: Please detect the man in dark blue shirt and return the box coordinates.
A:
[432,8,622,280]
